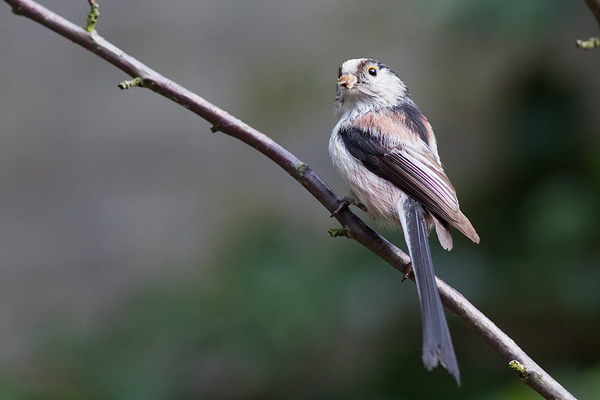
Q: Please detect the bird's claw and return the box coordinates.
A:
[401,264,414,282]
[331,196,353,217]
[331,196,366,217]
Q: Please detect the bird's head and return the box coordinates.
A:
[335,58,408,117]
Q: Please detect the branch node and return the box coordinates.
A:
[509,360,529,381]
[328,227,352,238]
[11,5,24,16]
[118,77,143,90]
[85,0,100,33]
[296,162,308,177]
[210,125,221,133]
[576,36,600,49]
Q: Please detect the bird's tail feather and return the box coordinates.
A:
[400,198,460,385]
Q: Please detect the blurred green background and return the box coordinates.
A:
[1,0,599,399]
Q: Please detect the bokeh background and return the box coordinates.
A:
[1,0,600,399]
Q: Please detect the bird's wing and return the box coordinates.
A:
[339,125,479,244]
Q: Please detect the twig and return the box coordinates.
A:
[576,36,600,49]
[118,76,143,90]
[577,0,600,49]
[3,1,577,399]
[84,0,99,33]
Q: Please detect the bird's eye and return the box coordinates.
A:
[368,67,377,76]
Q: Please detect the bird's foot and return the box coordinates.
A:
[401,263,414,282]
[330,196,366,217]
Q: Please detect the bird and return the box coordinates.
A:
[329,58,479,385]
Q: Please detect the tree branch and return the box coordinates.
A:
[577,0,600,49]
[3,1,577,399]
[585,0,600,28]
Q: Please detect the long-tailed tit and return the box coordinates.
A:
[329,58,479,385]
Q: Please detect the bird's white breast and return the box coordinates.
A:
[329,126,407,227]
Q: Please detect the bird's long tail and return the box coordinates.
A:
[399,198,460,385]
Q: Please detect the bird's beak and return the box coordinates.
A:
[337,74,358,89]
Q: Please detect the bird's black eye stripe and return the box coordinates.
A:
[368,66,377,76]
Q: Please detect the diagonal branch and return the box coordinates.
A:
[584,0,600,28]
[3,1,577,399]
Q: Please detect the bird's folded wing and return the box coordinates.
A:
[339,127,479,243]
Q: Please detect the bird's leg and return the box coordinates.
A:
[331,196,366,217]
